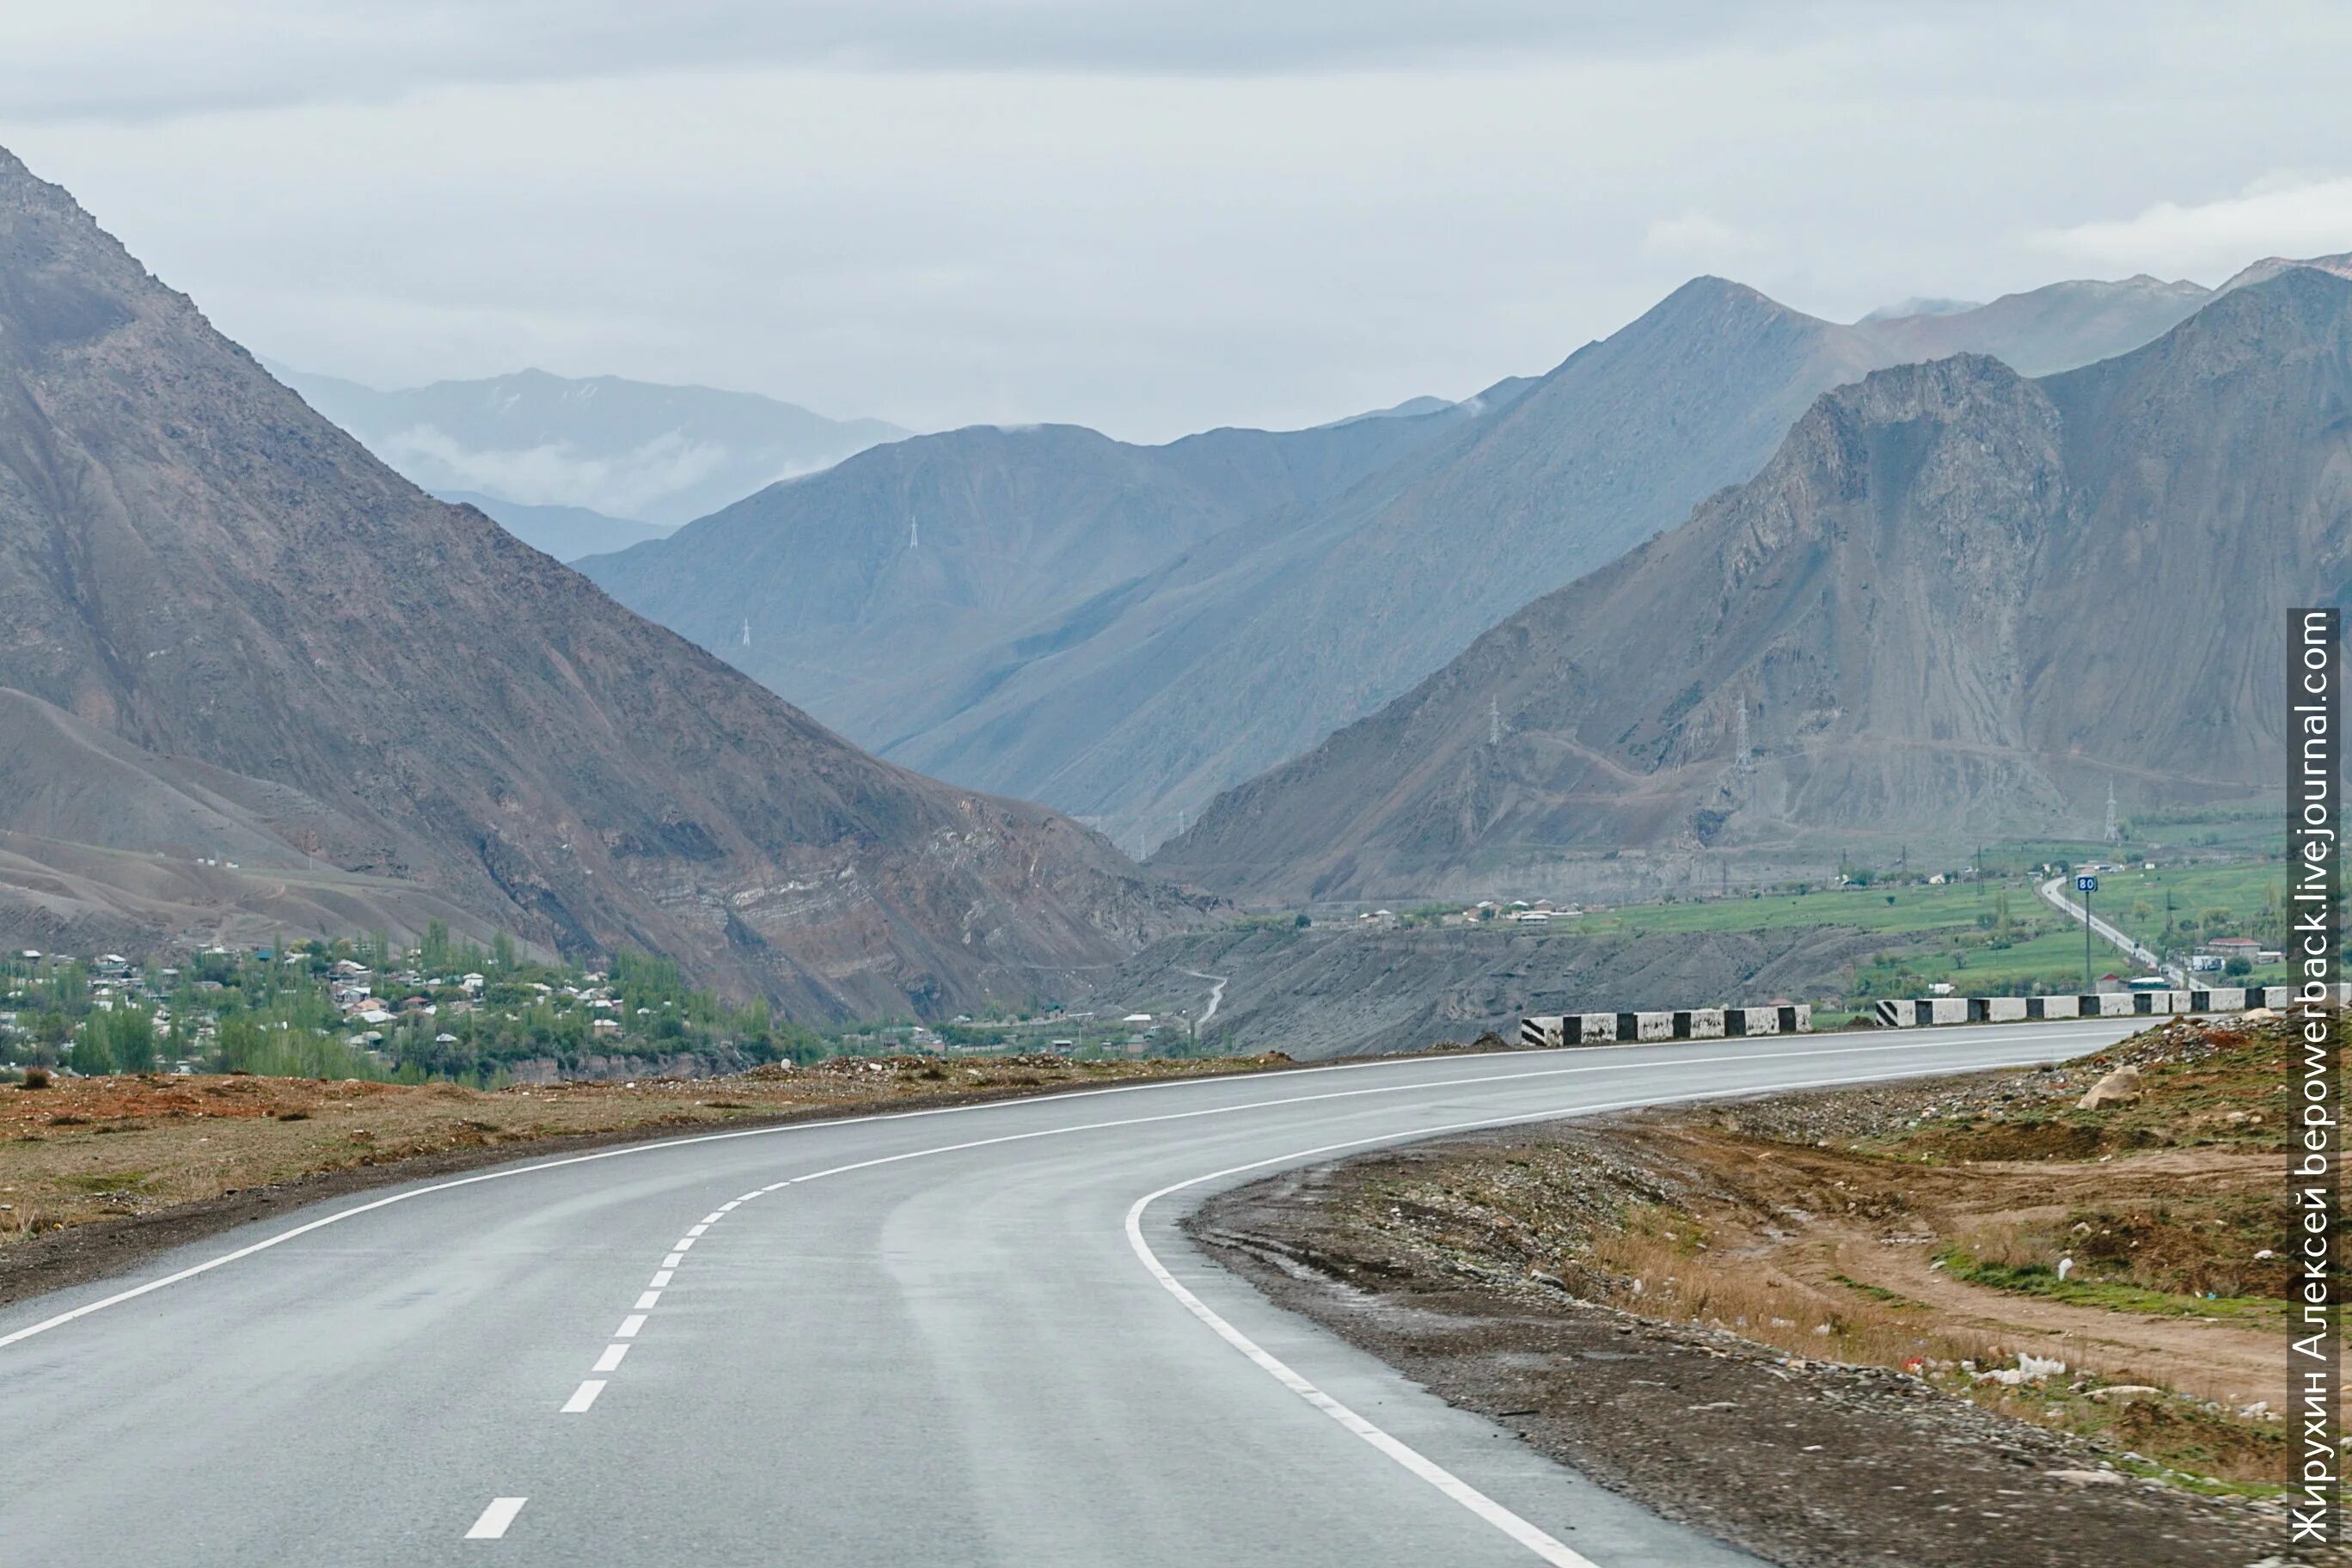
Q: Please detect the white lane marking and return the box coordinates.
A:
[1118,1058,2038,1566]
[719,1201,739,1211]
[593,1344,630,1373]
[648,1270,675,1288]
[616,1314,647,1338]
[673,1236,696,1251]
[697,1216,721,1228]
[661,1253,684,1269]
[560,1380,605,1413]
[0,1024,2124,1351]
[634,1290,661,1311]
[465,1498,528,1540]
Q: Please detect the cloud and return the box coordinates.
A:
[2028,174,2352,280]
[0,1,1800,124]
[1642,209,1763,261]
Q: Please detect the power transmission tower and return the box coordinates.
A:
[1489,696,1501,746]
[2103,781,2120,844]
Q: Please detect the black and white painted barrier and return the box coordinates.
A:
[1519,1005,1810,1048]
[1867,984,2330,1028]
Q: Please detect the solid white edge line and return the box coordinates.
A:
[560,1379,605,1413]
[464,1497,528,1540]
[0,1024,2124,1352]
[1119,1057,2073,1566]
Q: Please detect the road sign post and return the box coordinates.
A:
[2075,873,2098,988]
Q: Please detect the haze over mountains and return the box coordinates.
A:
[586,268,2220,849]
[274,364,909,555]
[573,403,1497,768]
[1155,266,2352,903]
[0,146,1195,1018]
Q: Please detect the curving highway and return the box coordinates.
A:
[0,1020,2140,1567]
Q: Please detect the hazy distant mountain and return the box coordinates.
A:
[2219,250,2352,292]
[1853,274,2212,377]
[276,365,909,527]
[437,490,671,561]
[1860,296,1982,321]
[861,269,2239,849]
[1155,269,2352,903]
[0,145,1198,1018]
[576,408,1487,753]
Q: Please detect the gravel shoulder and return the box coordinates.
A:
[1190,1019,2331,1568]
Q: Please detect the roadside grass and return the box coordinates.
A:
[1933,1247,2285,1329]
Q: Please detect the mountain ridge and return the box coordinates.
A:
[1151,267,2352,903]
[0,144,1201,1018]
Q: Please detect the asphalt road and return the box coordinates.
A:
[0,1020,2141,1567]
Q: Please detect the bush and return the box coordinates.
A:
[18,1066,50,1090]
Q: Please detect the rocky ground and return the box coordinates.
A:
[1192,1015,2332,1568]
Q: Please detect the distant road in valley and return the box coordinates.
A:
[2036,875,2184,984]
[1,1021,2139,1566]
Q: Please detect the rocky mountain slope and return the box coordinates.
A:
[574,407,1480,754]
[277,364,907,527]
[0,145,1199,1018]
[1154,267,2352,903]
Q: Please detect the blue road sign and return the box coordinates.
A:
[2075,874,2098,893]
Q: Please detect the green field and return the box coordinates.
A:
[1555,848,2298,1005]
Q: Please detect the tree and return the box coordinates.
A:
[73,1026,114,1075]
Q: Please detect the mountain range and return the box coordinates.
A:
[0,145,1197,1019]
[1152,266,2352,903]
[573,404,1497,774]
[585,268,2220,849]
[273,364,909,533]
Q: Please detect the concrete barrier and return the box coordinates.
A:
[1873,999,1908,1027]
[2026,995,2079,1020]
[1670,1008,1726,1040]
[1524,1003,1813,1050]
[2080,993,2133,1017]
[1978,996,2028,1023]
[1914,997,1968,1026]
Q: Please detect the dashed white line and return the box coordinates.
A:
[634,1290,661,1311]
[592,1344,630,1373]
[615,1314,647,1338]
[661,1253,684,1269]
[647,1270,674,1289]
[673,1236,696,1250]
[560,1379,606,1413]
[465,1498,528,1540]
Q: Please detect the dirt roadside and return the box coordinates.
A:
[1191,1018,2331,1568]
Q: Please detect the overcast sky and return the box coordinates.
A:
[3,3,2348,441]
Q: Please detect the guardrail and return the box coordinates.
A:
[1519,1005,1809,1048]
[1865,983,2331,1027]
